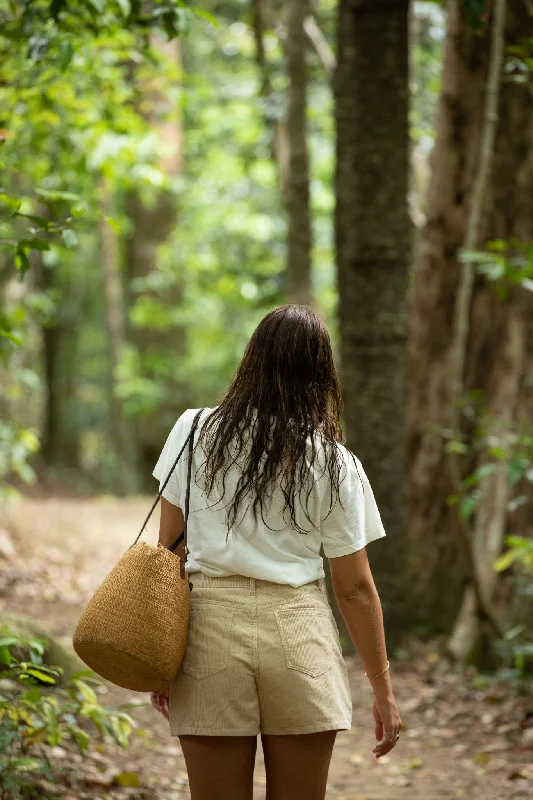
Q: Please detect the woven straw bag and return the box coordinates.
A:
[72,408,205,692]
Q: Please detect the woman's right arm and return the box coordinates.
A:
[329,547,403,758]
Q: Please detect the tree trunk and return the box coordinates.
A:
[100,182,139,495]
[335,0,411,648]
[35,252,80,471]
[405,0,533,641]
[285,0,313,306]
[124,39,188,482]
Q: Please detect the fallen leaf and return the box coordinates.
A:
[409,757,423,769]
[113,771,141,788]
[475,752,489,764]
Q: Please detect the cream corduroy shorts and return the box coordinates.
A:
[168,573,353,736]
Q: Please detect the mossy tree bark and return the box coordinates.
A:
[335,0,411,648]
[405,0,533,648]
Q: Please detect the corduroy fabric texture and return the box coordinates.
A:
[73,542,190,692]
[168,573,353,736]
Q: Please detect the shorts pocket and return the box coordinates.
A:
[274,607,333,678]
[182,607,233,680]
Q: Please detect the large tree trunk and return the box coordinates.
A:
[335,0,411,647]
[285,0,313,306]
[406,0,533,642]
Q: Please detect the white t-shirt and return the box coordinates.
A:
[153,407,386,588]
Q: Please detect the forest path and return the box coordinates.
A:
[2,497,531,800]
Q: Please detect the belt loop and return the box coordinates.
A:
[249,577,256,595]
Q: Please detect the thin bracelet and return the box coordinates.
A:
[365,660,390,679]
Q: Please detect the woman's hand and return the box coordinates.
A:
[150,686,170,720]
[372,693,403,758]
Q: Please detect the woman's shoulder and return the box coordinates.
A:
[309,434,360,469]
[176,406,216,427]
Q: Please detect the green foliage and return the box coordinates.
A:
[494,535,533,574]
[461,0,487,31]
[507,36,533,84]
[445,409,533,522]
[0,0,445,492]
[2,0,201,46]
[459,239,533,299]
[445,403,533,679]
[0,625,134,800]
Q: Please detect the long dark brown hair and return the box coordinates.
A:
[198,304,346,535]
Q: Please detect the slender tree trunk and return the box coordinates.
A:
[405,0,533,644]
[35,250,80,470]
[335,0,411,647]
[100,182,139,495]
[250,0,290,189]
[285,0,313,306]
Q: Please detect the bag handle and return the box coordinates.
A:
[130,408,205,552]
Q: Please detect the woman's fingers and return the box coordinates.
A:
[150,691,169,719]
[373,725,398,757]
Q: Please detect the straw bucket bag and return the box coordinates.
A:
[72,408,205,692]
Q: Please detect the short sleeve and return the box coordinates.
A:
[320,447,386,558]
[152,411,190,507]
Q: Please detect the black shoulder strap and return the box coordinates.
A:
[130,408,205,551]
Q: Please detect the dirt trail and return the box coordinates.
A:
[2,497,532,800]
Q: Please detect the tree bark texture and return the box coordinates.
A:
[406,0,533,635]
[285,0,313,306]
[335,0,411,647]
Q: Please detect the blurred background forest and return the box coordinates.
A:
[1,1,533,796]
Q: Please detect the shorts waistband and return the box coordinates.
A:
[188,572,327,595]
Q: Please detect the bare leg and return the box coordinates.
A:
[179,735,257,800]
[261,731,337,800]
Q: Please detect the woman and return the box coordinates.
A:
[150,304,402,800]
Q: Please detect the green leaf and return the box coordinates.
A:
[116,0,131,17]
[15,244,30,275]
[86,0,105,13]
[62,229,78,249]
[493,550,515,572]
[68,724,90,751]
[0,635,21,647]
[24,668,56,684]
[114,771,141,788]
[459,493,480,520]
[0,329,20,345]
[24,686,41,703]
[192,8,218,27]
[503,623,527,641]
[105,216,120,233]
[18,238,50,251]
[68,669,102,683]
[0,645,13,665]
[445,440,468,454]
[59,40,74,71]
[73,680,97,703]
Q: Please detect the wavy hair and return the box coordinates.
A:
[198,304,346,535]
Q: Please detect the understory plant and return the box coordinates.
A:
[0,626,134,800]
